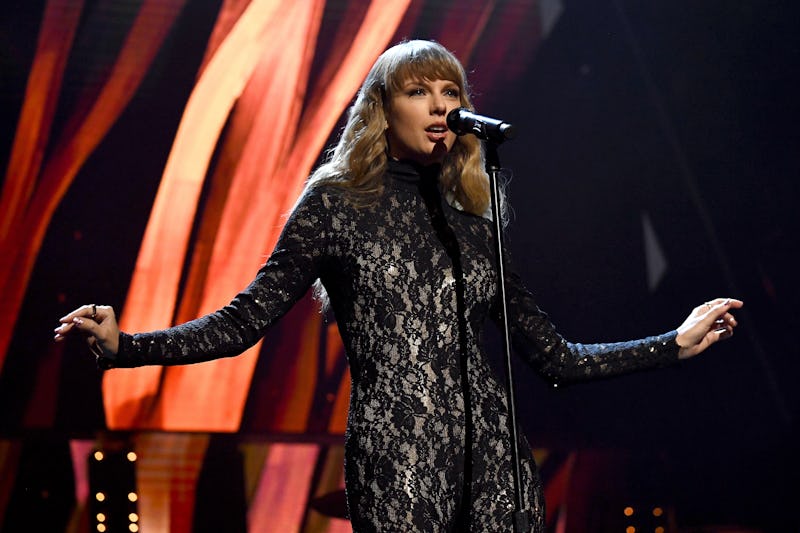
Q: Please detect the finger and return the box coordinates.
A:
[724,298,744,308]
[54,321,75,335]
[697,299,722,316]
[60,304,115,326]
[88,338,104,357]
[715,325,733,342]
[92,305,115,323]
[720,322,734,335]
[712,313,737,327]
[703,329,720,347]
[704,298,744,309]
[54,320,81,341]
[721,312,737,327]
[59,304,96,324]
[69,316,99,337]
[701,300,739,325]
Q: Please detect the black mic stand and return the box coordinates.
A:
[485,140,531,533]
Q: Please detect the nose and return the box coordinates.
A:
[430,93,446,115]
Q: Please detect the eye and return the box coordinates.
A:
[407,87,426,97]
[444,87,460,99]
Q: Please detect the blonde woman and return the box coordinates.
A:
[56,40,741,532]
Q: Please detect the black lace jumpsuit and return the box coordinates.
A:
[102,160,680,532]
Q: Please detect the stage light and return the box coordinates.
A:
[625,527,635,533]
[655,527,665,533]
[89,446,138,533]
[623,506,634,516]
[127,452,138,462]
[652,507,663,517]
[129,524,139,532]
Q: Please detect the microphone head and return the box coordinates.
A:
[446,108,472,136]
[446,107,516,142]
[498,122,516,141]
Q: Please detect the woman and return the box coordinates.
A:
[55,40,741,532]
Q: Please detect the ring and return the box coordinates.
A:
[91,304,97,320]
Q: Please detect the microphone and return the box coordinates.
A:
[446,107,516,142]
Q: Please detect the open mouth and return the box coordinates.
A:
[426,125,448,141]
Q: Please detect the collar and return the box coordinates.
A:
[385,159,442,192]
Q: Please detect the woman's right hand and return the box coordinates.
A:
[54,304,120,356]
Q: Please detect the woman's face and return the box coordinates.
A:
[385,78,461,165]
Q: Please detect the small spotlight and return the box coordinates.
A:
[127,451,138,462]
[129,513,139,522]
[655,527,665,533]
[129,524,139,532]
[652,507,664,517]
[96,513,106,522]
[625,527,636,533]
[95,492,105,502]
[94,451,104,461]
[97,525,106,532]
[623,506,634,517]
[128,492,138,502]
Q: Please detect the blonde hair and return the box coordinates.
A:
[308,40,490,216]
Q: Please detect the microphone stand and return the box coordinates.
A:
[484,140,531,533]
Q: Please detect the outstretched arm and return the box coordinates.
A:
[54,186,333,367]
[500,267,742,385]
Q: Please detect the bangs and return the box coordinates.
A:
[381,41,468,96]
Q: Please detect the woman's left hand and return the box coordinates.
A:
[676,298,743,359]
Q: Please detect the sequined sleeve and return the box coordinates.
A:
[502,267,680,386]
[100,187,331,369]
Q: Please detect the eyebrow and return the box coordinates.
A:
[401,79,459,88]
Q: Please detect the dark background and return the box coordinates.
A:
[495,1,799,529]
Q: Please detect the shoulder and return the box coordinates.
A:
[306,177,390,212]
[297,181,350,210]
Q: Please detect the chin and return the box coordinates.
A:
[430,145,450,163]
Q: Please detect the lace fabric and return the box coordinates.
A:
[110,160,679,531]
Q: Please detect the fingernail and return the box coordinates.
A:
[54,334,61,340]
[724,298,731,305]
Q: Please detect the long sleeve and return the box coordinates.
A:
[501,267,680,387]
[100,187,331,368]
